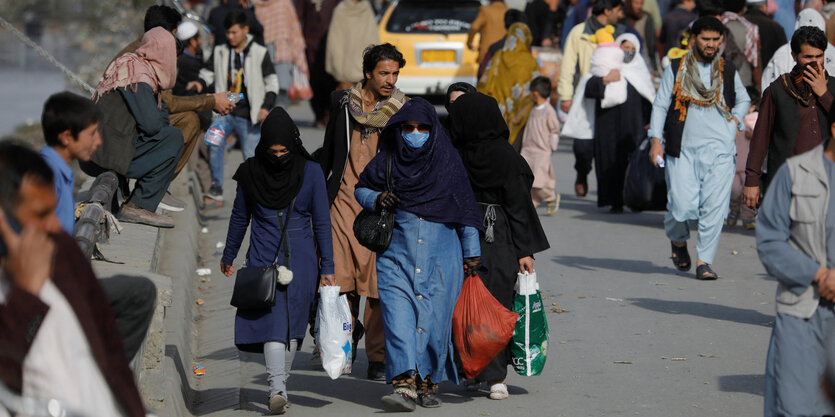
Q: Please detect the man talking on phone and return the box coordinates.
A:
[744,26,835,210]
[0,142,147,416]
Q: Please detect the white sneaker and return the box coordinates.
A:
[489,383,508,400]
[269,392,287,414]
[158,192,185,212]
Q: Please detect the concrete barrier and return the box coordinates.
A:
[88,171,201,416]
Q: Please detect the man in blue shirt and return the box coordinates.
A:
[757,133,835,417]
[39,91,102,234]
[648,17,750,280]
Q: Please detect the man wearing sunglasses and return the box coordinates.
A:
[317,43,409,381]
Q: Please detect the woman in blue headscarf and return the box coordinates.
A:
[355,97,483,412]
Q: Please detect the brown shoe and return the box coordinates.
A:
[575,181,587,197]
[119,203,174,228]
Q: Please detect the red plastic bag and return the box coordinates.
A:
[452,273,520,379]
[288,65,313,101]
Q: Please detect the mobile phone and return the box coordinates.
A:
[0,210,21,257]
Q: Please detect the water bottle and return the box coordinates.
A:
[204,116,228,147]
[204,93,244,146]
[227,92,243,104]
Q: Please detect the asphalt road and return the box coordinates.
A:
[189,101,772,417]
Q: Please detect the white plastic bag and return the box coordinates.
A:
[315,286,353,379]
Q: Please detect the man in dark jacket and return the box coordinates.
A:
[659,0,697,54]
[297,0,341,127]
[207,0,263,46]
[0,143,148,417]
[318,43,408,382]
[743,26,835,207]
[745,0,788,68]
[174,21,204,97]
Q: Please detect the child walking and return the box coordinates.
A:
[520,76,561,215]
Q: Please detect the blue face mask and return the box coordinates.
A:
[402,131,430,148]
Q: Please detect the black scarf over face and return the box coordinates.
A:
[448,92,534,190]
[444,82,477,112]
[780,62,828,107]
[233,108,312,209]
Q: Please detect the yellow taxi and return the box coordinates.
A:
[378,0,484,96]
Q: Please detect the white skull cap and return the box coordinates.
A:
[176,21,199,41]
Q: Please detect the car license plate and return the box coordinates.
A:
[421,50,456,63]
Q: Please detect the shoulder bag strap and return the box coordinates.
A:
[273,197,296,268]
[385,151,393,192]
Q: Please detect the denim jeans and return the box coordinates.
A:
[273,61,293,109]
[208,115,260,188]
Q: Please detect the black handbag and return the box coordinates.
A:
[230,198,295,310]
[353,152,395,253]
[623,138,668,212]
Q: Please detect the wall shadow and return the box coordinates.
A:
[629,298,774,327]
[165,344,198,415]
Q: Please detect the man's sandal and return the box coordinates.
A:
[670,242,691,271]
[696,264,718,280]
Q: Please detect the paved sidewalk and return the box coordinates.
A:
[185,103,772,417]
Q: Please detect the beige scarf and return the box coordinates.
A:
[347,82,408,135]
[672,50,733,122]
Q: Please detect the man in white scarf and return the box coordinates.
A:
[761,8,835,90]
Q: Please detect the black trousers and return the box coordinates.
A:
[99,275,157,361]
[572,138,594,180]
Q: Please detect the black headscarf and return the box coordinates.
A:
[233,108,312,209]
[444,82,477,112]
[356,97,483,230]
[448,92,534,190]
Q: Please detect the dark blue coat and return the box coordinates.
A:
[222,161,334,352]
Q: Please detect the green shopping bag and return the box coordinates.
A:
[511,272,548,376]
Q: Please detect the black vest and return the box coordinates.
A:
[762,77,835,189]
[663,57,737,158]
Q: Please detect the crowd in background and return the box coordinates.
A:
[5,0,835,416]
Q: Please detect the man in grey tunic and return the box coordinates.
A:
[757,132,835,416]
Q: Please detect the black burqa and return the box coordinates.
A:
[357,97,483,231]
[448,93,550,383]
[584,76,651,210]
[442,82,478,134]
[233,107,312,209]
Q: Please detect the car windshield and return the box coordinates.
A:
[386,1,481,34]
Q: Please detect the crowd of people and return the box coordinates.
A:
[5,0,835,416]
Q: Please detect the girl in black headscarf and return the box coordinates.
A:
[448,92,550,401]
[219,108,335,414]
[445,82,478,112]
[443,82,478,135]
